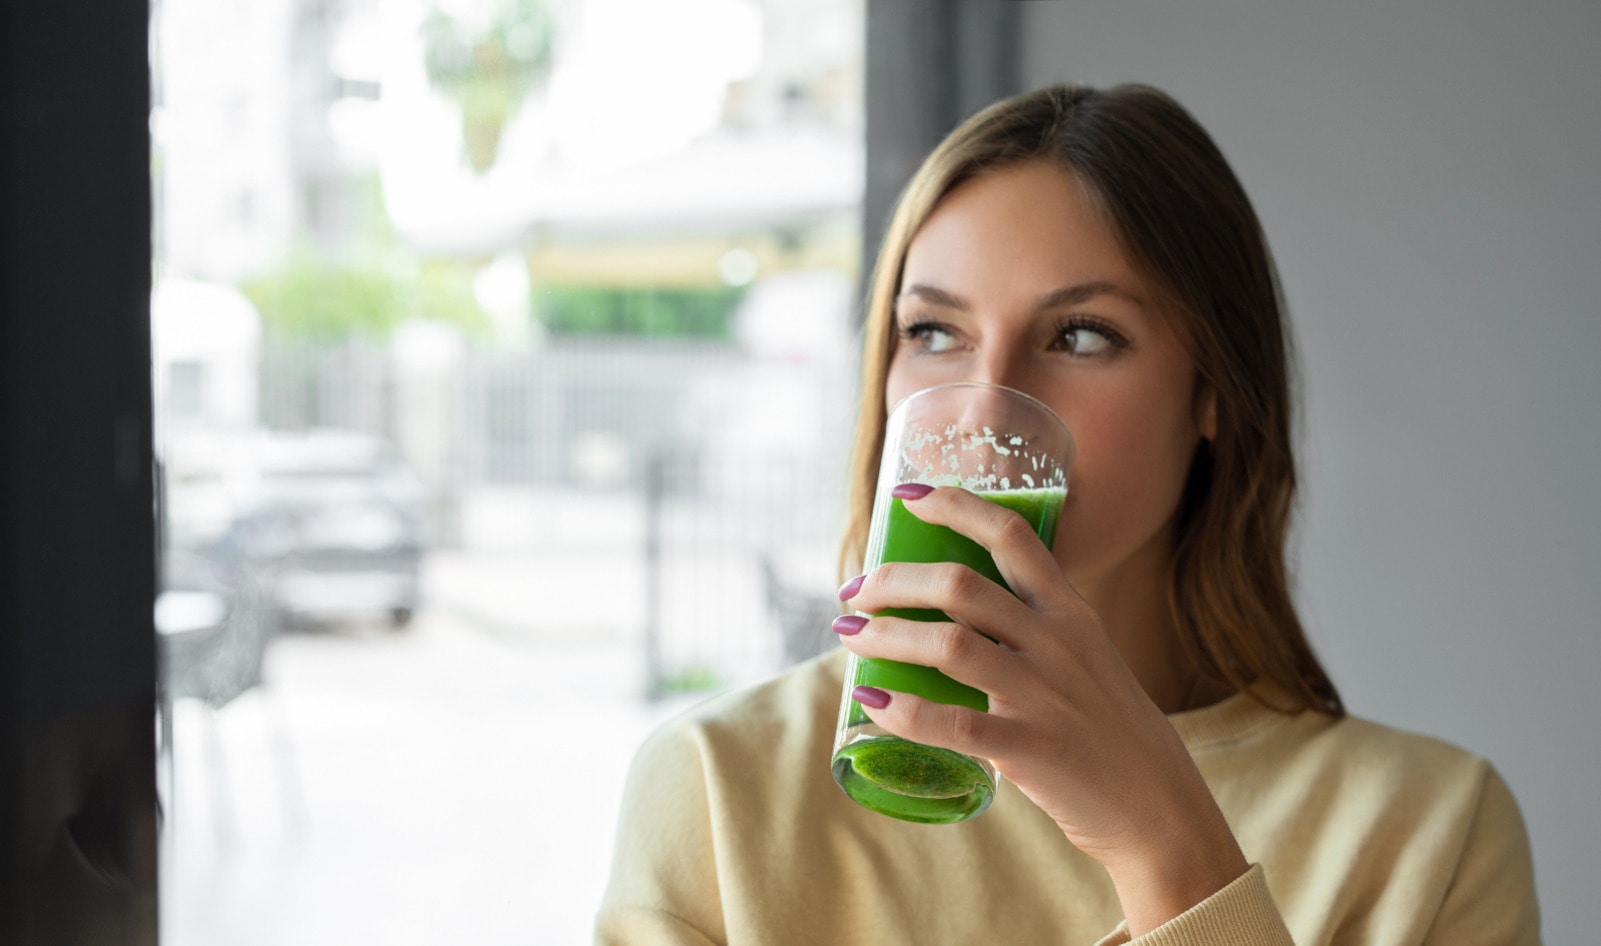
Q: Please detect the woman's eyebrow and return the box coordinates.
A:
[897,284,968,310]
[1033,281,1138,310]
[897,281,1141,312]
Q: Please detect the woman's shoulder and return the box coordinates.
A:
[1185,687,1521,832]
[629,648,848,772]
[1197,692,1529,855]
[1302,706,1500,789]
[1200,701,1540,942]
[1186,685,1496,781]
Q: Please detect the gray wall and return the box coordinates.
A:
[1019,1,1600,941]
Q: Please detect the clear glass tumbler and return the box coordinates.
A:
[831,382,1073,824]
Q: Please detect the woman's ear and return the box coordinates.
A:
[1196,386,1218,444]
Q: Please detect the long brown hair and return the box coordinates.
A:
[842,84,1342,716]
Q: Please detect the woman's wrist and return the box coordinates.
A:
[1097,815,1250,938]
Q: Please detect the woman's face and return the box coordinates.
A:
[885,160,1213,595]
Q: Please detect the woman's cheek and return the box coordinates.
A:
[1049,432,1177,565]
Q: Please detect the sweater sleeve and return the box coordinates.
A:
[594,721,727,946]
[1421,764,1541,946]
[1092,864,1294,946]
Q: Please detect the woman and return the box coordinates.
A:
[596,84,1540,945]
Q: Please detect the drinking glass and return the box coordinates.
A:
[831,382,1073,824]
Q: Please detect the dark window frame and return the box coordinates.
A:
[2,1,159,943]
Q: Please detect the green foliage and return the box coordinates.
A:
[422,0,554,174]
[535,285,746,339]
[242,257,489,341]
[243,261,746,343]
[658,663,724,695]
[414,265,492,334]
[242,260,396,339]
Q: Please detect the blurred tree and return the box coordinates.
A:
[243,256,489,341]
[535,285,747,339]
[422,0,555,174]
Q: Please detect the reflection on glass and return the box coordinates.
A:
[152,0,862,941]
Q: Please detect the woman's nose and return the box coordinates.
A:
[969,348,1025,392]
[955,384,1024,433]
[953,376,1049,443]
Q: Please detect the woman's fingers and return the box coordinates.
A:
[846,559,1033,650]
[891,486,1076,611]
[850,687,1018,760]
[837,614,1019,695]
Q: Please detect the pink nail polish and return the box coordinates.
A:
[852,686,891,710]
[832,615,867,635]
[838,574,865,601]
[891,482,935,500]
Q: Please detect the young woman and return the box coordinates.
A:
[596,84,1540,945]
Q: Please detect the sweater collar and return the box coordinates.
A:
[1167,685,1299,750]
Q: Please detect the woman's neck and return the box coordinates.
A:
[1072,536,1230,715]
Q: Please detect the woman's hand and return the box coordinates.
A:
[836,485,1248,936]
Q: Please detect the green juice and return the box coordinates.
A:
[832,487,1065,824]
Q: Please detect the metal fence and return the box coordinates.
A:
[258,335,852,693]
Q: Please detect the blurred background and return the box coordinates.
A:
[150,0,860,942]
[133,0,1600,943]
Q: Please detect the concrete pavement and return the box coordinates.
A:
[159,603,712,945]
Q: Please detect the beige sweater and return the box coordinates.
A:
[596,649,1539,945]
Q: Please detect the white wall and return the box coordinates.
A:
[1020,1,1601,940]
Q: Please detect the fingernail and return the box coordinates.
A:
[891,482,935,500]
[838,574,865,601]
[852,686,891,710]
[832,615,867,636]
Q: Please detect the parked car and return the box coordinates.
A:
[215,429,428,629]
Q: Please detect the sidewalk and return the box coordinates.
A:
[422,544,825,692]
[159,605,708,946]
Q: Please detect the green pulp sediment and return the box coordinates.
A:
[832,737,994,824]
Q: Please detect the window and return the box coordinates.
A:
[152,0,862,940]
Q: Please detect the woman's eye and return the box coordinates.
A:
[1062,328,1109,354]
[1056,320,1121,356]
[903,323,959,353]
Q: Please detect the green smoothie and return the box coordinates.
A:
[833,487,1065,823]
